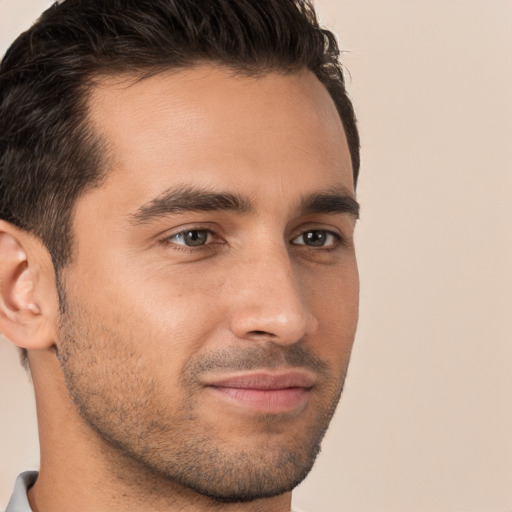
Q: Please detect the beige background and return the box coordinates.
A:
[1,1,511,511]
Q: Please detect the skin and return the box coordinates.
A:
[0,65,359,512]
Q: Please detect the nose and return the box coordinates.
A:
[228,247,318,345]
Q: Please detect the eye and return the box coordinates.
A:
[168,229,212,247]
[291,230,339,248]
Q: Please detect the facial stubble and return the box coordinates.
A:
[56,291,349,503]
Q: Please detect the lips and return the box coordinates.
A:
[204,371,315,413]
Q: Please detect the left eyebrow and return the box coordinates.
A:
[299,189,360,220]
[129,185,254,224]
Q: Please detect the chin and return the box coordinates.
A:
[155,440,322,503]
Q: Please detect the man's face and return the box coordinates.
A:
[56,66,359,501]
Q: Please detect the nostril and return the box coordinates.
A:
[248,330,275,337]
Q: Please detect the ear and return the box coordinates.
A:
[0,220,59,350]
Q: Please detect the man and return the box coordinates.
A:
[0,0,360,510]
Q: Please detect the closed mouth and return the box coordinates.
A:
[203,370,315,413]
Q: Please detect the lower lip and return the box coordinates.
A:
[207,386,310,414]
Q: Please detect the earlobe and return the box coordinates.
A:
[0,221,58,350]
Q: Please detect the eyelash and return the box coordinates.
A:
[164,229,219,249]
[291,230,341,249]
[161,226,344,253]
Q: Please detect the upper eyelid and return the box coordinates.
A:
[292,229,340,239]
[162,225,341,236]
[290,230,342,246]
[290,224,344,240]
[159,224,218,239]
[163,227,219,244]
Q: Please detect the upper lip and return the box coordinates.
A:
[204,370,316,390]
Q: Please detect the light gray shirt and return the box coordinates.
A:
[4,472,37,512]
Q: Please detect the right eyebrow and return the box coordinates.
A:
[299,189,360,220]
[129,185,254,224]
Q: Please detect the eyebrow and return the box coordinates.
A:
[130,184,360,224]
[130,185,253,224]
[299,188,360,220]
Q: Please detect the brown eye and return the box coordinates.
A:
[170,229,210,247]
[292,230,338,247]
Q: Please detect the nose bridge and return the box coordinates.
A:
[229,241,318,344]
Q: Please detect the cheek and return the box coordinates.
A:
[62,261,228,379]
[302,253,359,310]
[303,261,359,360]
[123,266,229,357]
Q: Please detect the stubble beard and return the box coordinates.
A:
[56,291,348,504]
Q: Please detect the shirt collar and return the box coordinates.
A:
[5,471,38,512]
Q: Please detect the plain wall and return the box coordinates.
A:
[1,1,511,511]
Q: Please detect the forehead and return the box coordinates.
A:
[85,66,353,207]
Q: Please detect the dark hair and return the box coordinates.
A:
[0,0,359,271]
